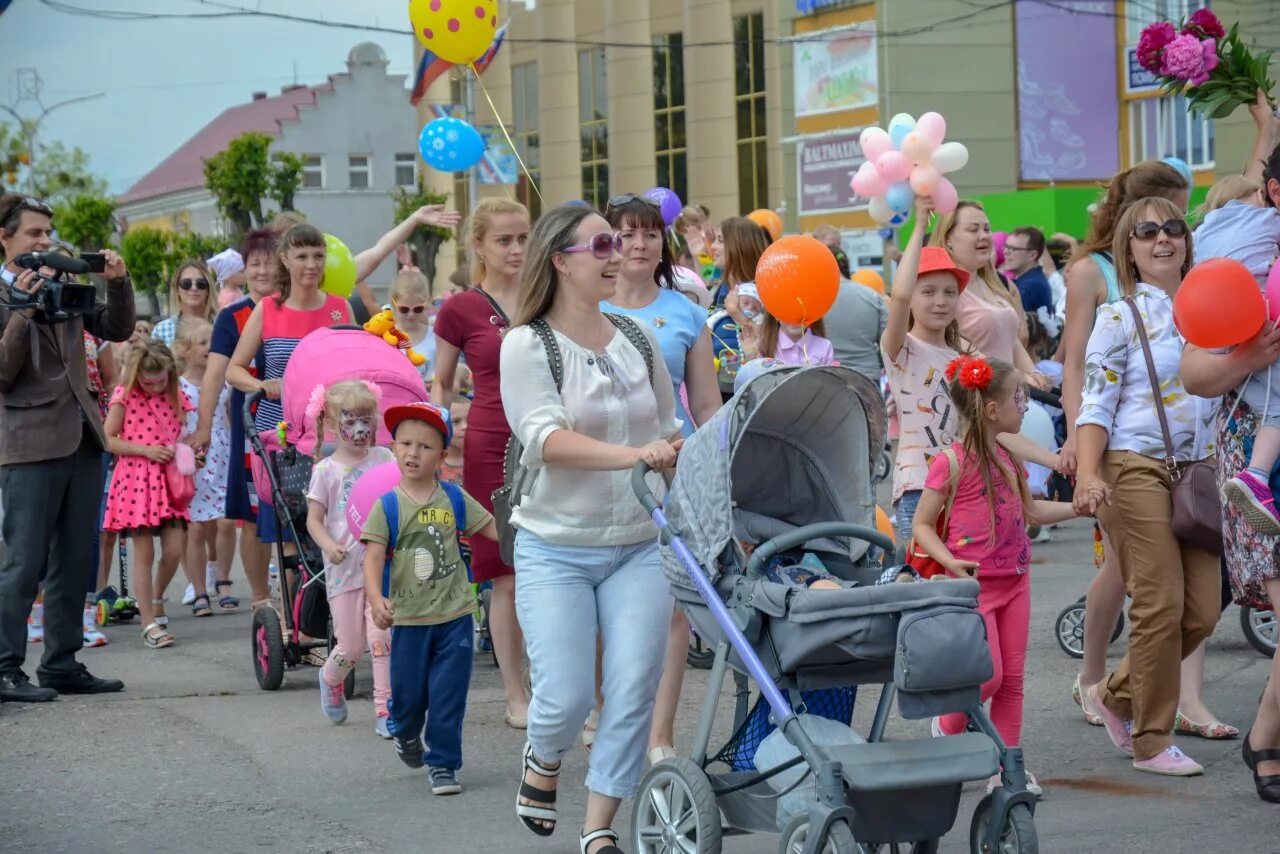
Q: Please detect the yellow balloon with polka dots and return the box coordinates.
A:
[409,0,500,66]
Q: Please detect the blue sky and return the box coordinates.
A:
[0,0,412,194]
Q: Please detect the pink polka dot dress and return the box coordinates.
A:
[102,385,194,532]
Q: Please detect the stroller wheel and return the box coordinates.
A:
[778,814,856,854]
[1241,606,1278,657]
[251,607,285,691]
[1054,601,1087,659]
[632,757,722,854]
[686,629,715,670]
[969,797,1038,854]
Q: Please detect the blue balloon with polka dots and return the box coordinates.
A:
[418,116,486,173]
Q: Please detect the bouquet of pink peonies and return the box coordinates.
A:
[1137,9,1274,118]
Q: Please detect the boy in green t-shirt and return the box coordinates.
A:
[361,401,496,796]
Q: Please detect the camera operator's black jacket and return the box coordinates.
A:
[0,275,135,465]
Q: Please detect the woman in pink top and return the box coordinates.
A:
[931,202,1049,389]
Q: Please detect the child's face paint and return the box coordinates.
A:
[139,371,169,395]
[338,409,375,447]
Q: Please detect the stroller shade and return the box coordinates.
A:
[661,366,885,591]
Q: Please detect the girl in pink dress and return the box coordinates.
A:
[103,340,194,649]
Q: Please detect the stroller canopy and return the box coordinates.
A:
[662,366,885,588]
[281,327,428,454]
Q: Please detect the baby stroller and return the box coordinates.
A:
[245,326,428,692]
[631,365,1039,853]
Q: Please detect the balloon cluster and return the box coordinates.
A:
[851,112,969,225]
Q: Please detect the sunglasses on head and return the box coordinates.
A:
[395,304,426,315]
[179,278,210,291]
[1131,219,1187,241]
[606,193,661,214]
[562,231,623,260]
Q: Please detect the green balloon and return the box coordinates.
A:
[323,233,357,298]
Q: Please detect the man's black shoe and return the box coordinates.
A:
[38,664,124,695]
[0,670,57,702]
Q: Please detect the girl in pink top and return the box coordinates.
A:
[741,310,834,367]
[911,355,1090,797]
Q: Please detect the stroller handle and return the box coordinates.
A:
[746,522,895,575]
[1028,386,1062,408]
[243,389,266,436]
[632,460,662,514]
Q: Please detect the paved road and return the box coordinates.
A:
[3,520,1277,853]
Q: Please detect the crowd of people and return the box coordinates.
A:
[2,102,1280,853]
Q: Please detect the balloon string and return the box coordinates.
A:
[469,63,544,207]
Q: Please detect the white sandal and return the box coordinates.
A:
[142,622,174,649]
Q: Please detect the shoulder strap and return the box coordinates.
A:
[379,490,400,598]
[526,317,564,393]
[440,481,467,537]
[1122,296,1178,475]
[604,313,655,387]
[475,287,510,325]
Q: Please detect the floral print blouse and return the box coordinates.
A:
[1077,284,1217,461]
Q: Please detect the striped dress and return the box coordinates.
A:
[254,293,351,435]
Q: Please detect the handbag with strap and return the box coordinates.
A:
[905,447,960,579]
[1123,297,1222,555]
[492,314,656,566]
[146,393,196,511]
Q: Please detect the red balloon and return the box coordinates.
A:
[1173,258,1265,348]
[755,235,840,326]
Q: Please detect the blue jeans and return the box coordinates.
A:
[894,490,922,547]
[388,615,474,771]
[515,530,673,799]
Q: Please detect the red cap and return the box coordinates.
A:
[917,246,970,291]
[384,401,453,447]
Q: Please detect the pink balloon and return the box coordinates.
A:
[859,127,892,162]
[875,150,912,184]
[1268,260,1280,322]
[932,177,959,214]
[916,111,947,147]
[346,461,402,540]
[900,131,936,165]
[852,162,888,197]
[909,163,940,195]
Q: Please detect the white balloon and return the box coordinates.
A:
[868,196,894,224]
[932,141,970,174]
[1019,402,1057,453]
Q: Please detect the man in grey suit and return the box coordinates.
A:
[0,194,134,702]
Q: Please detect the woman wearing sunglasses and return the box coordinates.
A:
[501,204,681,854]
[152,259,217,347]
[1073,197,1222,777]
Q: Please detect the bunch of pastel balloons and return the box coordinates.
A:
[851,111,969,225]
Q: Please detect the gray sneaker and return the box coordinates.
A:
[428,766,462,795]
[318,670,348,724]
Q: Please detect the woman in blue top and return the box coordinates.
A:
[600,193,721,761]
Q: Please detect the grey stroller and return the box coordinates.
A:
[630,366,1039,853]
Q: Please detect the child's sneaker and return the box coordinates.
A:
[95,586,119,606]
[375,715,392,739]
[180,583,197,606]
[27,604,43,644]
[394,735,425,768]
[82,608,108,648]
[1224,470,1280,534]
[428,766,462,795]
[318,670,348,724]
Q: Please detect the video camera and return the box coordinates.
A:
[4,251,99,322]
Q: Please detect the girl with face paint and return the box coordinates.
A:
[304,380,395,732]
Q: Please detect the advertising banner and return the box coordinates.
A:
[793,23,878,118]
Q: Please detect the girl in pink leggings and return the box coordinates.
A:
[911,356,1090,798]
[304,381,396,735]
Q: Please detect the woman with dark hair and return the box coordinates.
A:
[501,204,680,853]
[600,193,721,764]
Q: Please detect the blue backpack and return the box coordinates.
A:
[378,482,467,598]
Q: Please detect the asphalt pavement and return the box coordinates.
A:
[2,519,1277,853]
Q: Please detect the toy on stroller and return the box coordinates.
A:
[631,365,1039,853]
[245,327,428,691]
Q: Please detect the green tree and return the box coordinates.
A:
[0,123,107,205]
[53,194,117,250]
[391,177,452,291]
[203,132,303,239]
[120,227,174,317]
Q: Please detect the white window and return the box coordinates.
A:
[348,155,371,190]
[301,155,323,189]
[395,153,417,188]
[1128,94,1215,170]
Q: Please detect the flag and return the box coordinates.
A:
[409,20,509,106]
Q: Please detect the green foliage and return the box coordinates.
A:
[170,232,225,268]
[120,227,173,294]
[0,123,107,205]
[269,152,304,213]
[203,131,303,238]
[391,177,453,241]
[53,194,117,250]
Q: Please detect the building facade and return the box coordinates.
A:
[119,43,421,284]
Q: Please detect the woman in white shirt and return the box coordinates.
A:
[1074,197,1221,778]
[500,204,681,854]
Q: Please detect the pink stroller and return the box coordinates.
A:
[246,326,427,691]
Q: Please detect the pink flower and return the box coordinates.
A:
[1160,33,1219,86]
[1183,8,1225,40]
[1137,21,1176,73]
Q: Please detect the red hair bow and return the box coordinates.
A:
[945,355,994,390]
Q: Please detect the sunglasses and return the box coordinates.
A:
[562,231,623,260]
[179,278,210,291]
[606,193,660,213]
[395,304,426,315]
[1131,219,1187,241]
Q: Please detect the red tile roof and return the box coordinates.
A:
[118,81,335,205]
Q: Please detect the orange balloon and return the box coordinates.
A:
[748,208,783,241]
[1172,258,1265,348]
[755,235,840,326]
[875,505,896,545]
[851,268,886,294]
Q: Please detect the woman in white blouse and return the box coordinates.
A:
[500,204,681,854]
[1074,197,1221,778]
